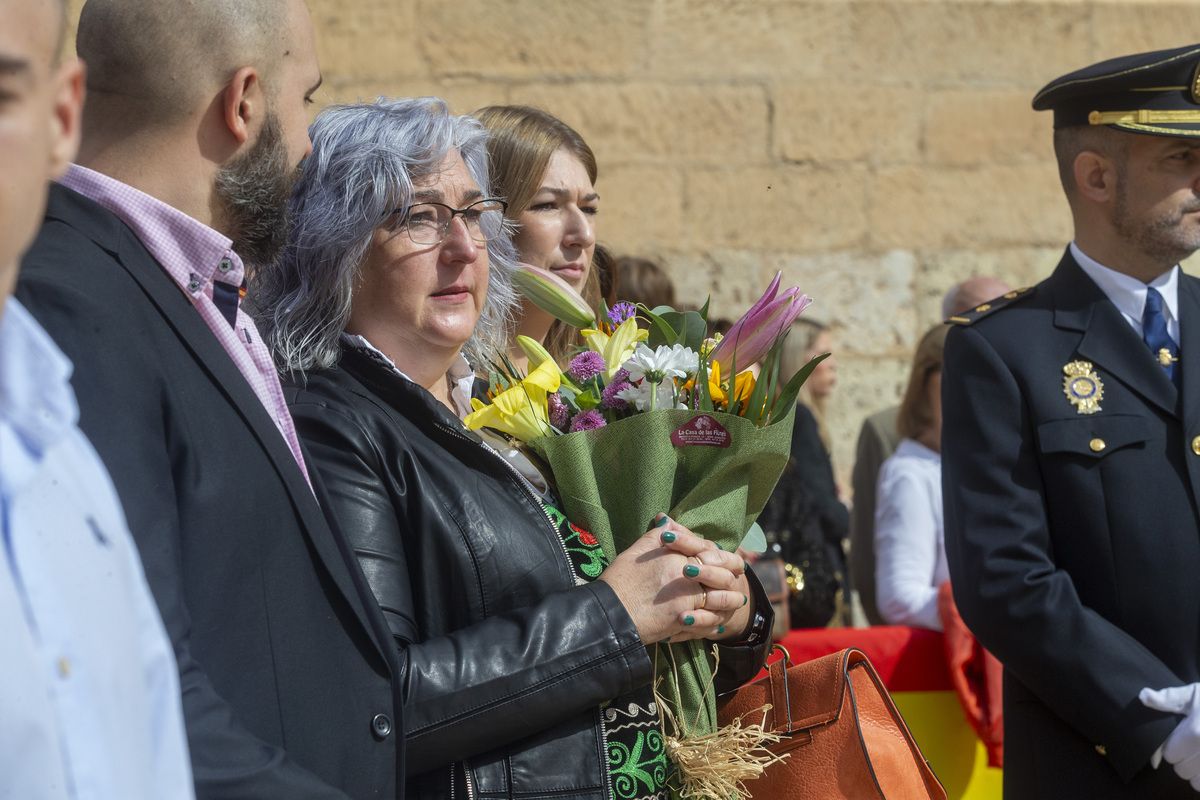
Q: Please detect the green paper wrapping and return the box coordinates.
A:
[526,406,794,793]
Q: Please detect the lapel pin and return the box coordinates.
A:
[1157,348,1178,367]
[1063,361,1104,415]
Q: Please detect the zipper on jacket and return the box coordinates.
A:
[597,706,615,800]
[434,420,576,579]
[464,759,477,800]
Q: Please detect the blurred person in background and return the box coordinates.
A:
[849,276,1010,625]
[873,324,950,630]
[613,255,676,327]
[474,105,601,371]
[253,97,773,800]
[757,316,850,626]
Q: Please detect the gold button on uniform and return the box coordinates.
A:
[1095,744,1107,757]
[1192,436,1200,455]
[1090,438,1105,452]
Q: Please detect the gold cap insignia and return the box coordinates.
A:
[1063,361,1104,415]
[1192,59,1200,103]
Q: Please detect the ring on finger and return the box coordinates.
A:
[697,587,708,610]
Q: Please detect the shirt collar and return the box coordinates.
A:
[0,298,78,459]
[341,334,476,420]
[1070,241,1180,328]
[58,164,246,295]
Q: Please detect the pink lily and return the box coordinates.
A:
[709,272,812,375]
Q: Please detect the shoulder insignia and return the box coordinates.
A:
[945,285,1036,326]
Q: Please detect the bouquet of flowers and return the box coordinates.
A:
[465,265,825,798]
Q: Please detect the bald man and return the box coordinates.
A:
[15,1,402,798]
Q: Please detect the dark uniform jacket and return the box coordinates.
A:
[284,345,773,799]
[942,248,1200,798]
[16,183,404,800]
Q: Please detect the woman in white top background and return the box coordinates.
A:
[874,324,951,630]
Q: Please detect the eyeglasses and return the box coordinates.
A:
[392,199,508,245]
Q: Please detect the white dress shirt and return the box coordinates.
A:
[1071,241,1180,344]
[874,438,948,631]
[0,298,193,800]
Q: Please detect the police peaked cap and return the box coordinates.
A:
[1033,43,1200,137]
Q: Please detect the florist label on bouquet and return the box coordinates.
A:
[671,415,731,448]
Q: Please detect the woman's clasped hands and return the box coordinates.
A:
[598,514,753,645]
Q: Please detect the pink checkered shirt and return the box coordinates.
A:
[59,165,312,489]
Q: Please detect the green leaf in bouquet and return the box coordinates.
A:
[742,353,770,427]
[643,305,682,349]
[575,389,601,410]
[770,352,830,425]
[699,295,711,323]
[696,351,713,413]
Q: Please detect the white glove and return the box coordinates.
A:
[1140,683,1200,790]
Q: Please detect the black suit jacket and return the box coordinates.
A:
[943,249,1200,798]
[17,183,403,800]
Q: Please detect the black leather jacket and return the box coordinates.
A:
[284,345,772,800]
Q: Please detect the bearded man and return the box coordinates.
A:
[943,44,1200,798]
[15,1,403,798]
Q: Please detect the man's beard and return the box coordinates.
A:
[214,110,302,271]
[1113,172,1200,268]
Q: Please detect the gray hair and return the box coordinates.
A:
[251,96,519,374]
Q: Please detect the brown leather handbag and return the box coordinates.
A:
[717,647,947,799]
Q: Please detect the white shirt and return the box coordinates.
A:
[1071,241,1180,344]
[0,299,193,800]
[873,438,947,631]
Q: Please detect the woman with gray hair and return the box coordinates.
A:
[251,97,771,800]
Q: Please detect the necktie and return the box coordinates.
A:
[1143,287,1179,388]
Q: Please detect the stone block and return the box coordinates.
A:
[319,79,508,116]
[1091,5,1200,59]
[418,0,648,79]
[686,167,870,251]
[508,83,771,166]
[925,90,1052,167]
[310,0,422,80]
[868,164,1070,250]
[599,166,686,257]
[648,0,851,80]
[844,2,1092,86]
[775,83,923,165]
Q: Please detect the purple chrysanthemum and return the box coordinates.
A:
[601,379,631,410]
[612,367,630,383]
[548,392,570,430]
[607,302,637,326]
[567,350,606,383]
[569,409,607,433]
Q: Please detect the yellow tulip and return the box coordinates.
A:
[463,358,561,442]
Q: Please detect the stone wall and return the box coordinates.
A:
[64,0,1200,488]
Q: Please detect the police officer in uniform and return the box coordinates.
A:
[944,44,1200,798]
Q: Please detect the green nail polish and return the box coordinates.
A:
[718,625,725,634]
[684,564,700,578]
[742,595,748,606]
[716,543,724,550]
[744,561,750,572]
[655,516,669,528]
[684,616,695,626]
[661,531,677,543]
[661,637,671,643]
